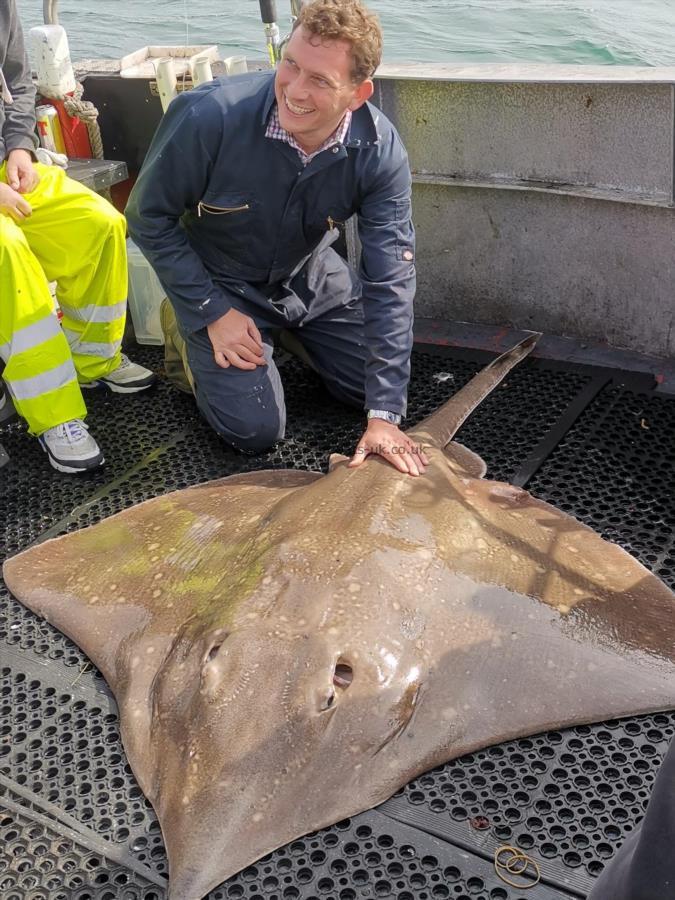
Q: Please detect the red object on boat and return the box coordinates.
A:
[51,97,92,158]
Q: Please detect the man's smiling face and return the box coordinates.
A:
[274,25,373,154]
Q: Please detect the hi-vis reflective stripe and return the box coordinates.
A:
[59,299,127,324]
[0,315,62,361]
[5,358,77,401]
[63,329,122,359]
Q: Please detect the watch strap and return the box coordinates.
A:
[367,409,402,426]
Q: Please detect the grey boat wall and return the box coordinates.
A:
[372,64,675,360]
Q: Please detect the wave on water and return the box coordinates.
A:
[18,0,675,66]
[394,0,675,65]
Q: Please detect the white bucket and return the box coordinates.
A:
[126,239,166,346]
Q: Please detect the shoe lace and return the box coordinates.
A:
[57,419,90,443]
[117,353,131,370]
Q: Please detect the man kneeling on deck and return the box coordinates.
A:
[127,0,429,477]
[0,0,155,474]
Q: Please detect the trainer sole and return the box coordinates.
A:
[39,442,105,474]
[80,377,156,394]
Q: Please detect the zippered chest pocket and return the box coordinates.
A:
[197,192,252,218]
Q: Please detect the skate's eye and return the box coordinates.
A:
[205,635,229,663]
[321,691,336,712]
[320,660,353,712]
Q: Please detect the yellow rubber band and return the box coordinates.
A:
[494,845,541,889]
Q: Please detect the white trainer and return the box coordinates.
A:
[38,419,105,474]
[81,353,156,394]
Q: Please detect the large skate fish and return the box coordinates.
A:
[4,335,675,900]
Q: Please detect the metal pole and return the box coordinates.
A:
[258,0,281,66]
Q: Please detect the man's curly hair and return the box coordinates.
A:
[293,0,383,82]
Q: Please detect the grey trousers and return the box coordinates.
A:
[171,241,368,452]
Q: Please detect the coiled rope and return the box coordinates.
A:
[63,82,104,160]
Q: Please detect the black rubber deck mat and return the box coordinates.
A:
[380,711,675,897]
[2,774,563,900]
[2,777,166,900]
[1,342,674,899]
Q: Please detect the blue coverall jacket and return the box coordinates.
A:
[126,72,416,417]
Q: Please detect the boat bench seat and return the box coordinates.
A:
[66,158,128,192]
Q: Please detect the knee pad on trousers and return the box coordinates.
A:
[225,415,286,453]
[195,386,286,453]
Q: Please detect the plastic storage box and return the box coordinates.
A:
[126,238,165,345]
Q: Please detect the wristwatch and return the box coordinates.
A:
[367,409,402,426]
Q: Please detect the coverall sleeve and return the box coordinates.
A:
[2,4,38,158]
[357,133,415,417]
[125,90,234,334]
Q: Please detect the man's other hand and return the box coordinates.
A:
[0,182,31,221]
[6,149,40,194]
[207,308,267,370]
[349,419,430,476]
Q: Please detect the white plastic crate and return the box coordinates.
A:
[126,238,165,345]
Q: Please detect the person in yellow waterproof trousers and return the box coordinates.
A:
[0,0,155,474]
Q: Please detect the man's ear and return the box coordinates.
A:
[349,78,374,111]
